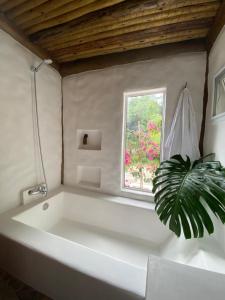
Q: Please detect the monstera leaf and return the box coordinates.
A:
[152,155,225,239]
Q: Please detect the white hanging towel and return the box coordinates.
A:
[164,87,200,161]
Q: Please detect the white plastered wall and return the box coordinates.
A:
[204,26,225,164]
[204,25,225,251]
[0,30,62,213]
[63,52,206,201]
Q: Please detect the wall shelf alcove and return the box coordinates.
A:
[77,166,101,189]
[77,129,102,150]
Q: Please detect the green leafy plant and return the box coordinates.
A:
[152,154,225,239]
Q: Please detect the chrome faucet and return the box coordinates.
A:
[28,183,47,197]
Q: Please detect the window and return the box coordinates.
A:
[122,89,166,194]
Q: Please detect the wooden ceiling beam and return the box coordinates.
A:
[43,4,218,51]
[60,39,206,76]
[55,27,208,62]
[23,0,127,35]
[207,0,225,50]
[14,0,95,26]
[0,12,59,70]
[0,0,27,12]
[31,0,219,45]
[6,0,48,19]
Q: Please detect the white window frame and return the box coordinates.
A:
[211,63,225,122]
[121,88,166,196]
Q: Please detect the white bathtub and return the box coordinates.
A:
[0,186,225,300]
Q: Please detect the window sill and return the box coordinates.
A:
[121,187,154,197]
[120,187,155,204]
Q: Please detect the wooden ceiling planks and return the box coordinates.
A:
[53,27,210,62]
[41,4,219,51]
[30,0,217,43]
[56,30,209,63]
[6,0,48,19]
[22,0,128,34]
[0,0,8,6]
[31,0,219,47]
[0,0,223,73]
[13,0,97,26]
[0,0,27,12]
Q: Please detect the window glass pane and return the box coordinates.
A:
[123,91,164,193]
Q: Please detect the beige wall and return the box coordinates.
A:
[204,26,225,251]
[0,30,62,213]
[204,25,225,165]
[63,52,206,201]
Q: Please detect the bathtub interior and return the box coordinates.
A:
[12,189,225,273]
[13,190,170,268]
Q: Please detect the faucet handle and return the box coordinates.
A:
[28,183,47,196]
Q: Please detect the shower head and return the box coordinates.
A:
[43,59,53,65]
[31,58,53,72]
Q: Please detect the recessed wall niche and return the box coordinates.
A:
[77,166,101,189]
[77,129,102,150]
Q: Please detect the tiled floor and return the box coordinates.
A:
[0,269,52,300]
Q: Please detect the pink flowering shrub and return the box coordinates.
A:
[124,93,163,191]
[147,121,158,131]
[124,119,161,191]
[125,151,131,166]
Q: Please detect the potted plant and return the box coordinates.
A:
[153,154,225,239]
